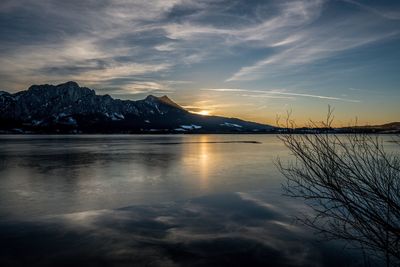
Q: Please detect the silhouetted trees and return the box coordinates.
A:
[276,108,400,266]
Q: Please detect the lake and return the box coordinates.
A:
[0,134,387,266]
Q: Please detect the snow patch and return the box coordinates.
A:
[174,128,187,132]
[32,120,44,126]
[58,112,69,118]
[105,112,125,121]
[65,117,77,125]
[111,113,124,120]
[220,122,242,128]
[180,124,202,130]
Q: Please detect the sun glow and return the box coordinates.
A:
[197,110,210,116]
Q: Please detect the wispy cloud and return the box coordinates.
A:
[4,0,326,88]
[240,94,295,100]
[0,0,398,124]
[226,12,400,81]
[0,0,199,90]
[343,0,400,20]
[73,63,172,83]
[203,88,361,103]
[1,0,398,89]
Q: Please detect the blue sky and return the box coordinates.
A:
[0,0,399,125]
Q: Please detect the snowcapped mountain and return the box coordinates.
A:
[0,81,275,134]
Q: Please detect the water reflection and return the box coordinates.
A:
[0,135,308,218]
[0,134,388,266]
[0,192,364,266]
[199,135,210,190]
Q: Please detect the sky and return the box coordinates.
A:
[0,0,399,126]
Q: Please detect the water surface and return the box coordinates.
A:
[0,134,385,266]
[0,134,287,219]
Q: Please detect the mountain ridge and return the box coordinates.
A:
[0,81,274,134]
[1,81,397,134]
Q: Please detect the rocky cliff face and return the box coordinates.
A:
[0,81,274,133]
[0,81,186,120]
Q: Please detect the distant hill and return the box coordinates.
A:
[338,122,400,133]
[364,122,400,130]
[0,81,275,134]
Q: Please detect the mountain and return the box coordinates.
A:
[363,122,400,130]
[338,122,400,133]
[0,81,275,134]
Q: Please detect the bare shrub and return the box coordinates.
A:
[276,108,400,266]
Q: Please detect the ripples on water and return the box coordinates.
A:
[0,135,285,219]
[0,134,382,266]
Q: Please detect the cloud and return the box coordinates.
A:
[162,0,324,47]
[0,192,364,266]
[203,88,361,103]
[73,63,172,83]
[104,81,169,95]
[343,0,400,20]
[0,0,399,106]
[0,0,197,90]
[226,11,400,81]
[241,94,295,100]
